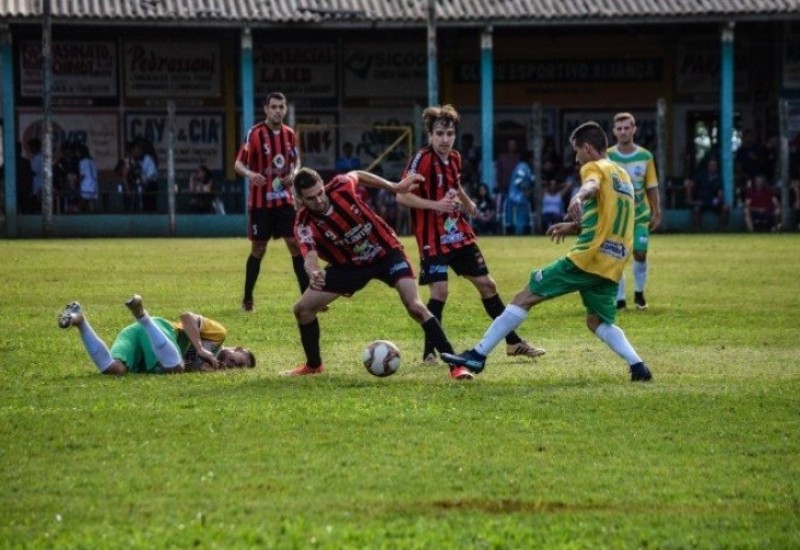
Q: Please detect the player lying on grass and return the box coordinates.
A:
[284,167,474,380]
[58,294,255,374]
[442,121,652,382]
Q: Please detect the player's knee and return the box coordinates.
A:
[586,315,602,333]
[406,301,428,323]
[476,277,497,298]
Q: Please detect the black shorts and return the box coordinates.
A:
[248,205,296,241]
[323,249,414,297]
[419,243,489,285]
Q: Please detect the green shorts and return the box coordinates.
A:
[633,222,649,253]
[109,317,179,373]
[529,257,619,325]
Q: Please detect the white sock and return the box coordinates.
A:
[475,304,528,356]
[594,322,642,365]
[138,314,183,369]
[633,260,647,293]
[77,319,115,372]
[617,273,626,301]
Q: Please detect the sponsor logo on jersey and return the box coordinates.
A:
[599,239,628,260]
[390,261,410,275]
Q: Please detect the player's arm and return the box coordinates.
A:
[234,155,266,186]
[567,178,600,222]
[303,250,326,290]
[349,170,423,195]
[179,312,219,369]
[645,159,661,230]
[455,183,478,217]
[283,141,302,188]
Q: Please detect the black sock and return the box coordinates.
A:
[423,299,445,357]
[482,294,521,345]
[292,255,310,293]
[243,255,262,302]
[422,317,454,355]
[298,318,322,368]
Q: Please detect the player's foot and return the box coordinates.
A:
[125,294,146,319]
[281,363,325,376]
[440,349,486,374]
[241,300,254,312]
[630,362,652,382]
[617,300,627,310]
[634,292,648,310]
[422,352,438,365]
[449,366,474,380]
[58,302,84,329]
[506,340,546,358]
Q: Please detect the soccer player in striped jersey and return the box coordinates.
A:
[608,112,661,310]
[283,167,473,380]
[235,92,306,312]
[442,122,652,382]
[398,104,544,364]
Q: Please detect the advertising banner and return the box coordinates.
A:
[125,112,224,171]
[20,41,117,98]
[123,41,221,98]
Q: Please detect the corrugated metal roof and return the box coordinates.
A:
[1,0,799,27]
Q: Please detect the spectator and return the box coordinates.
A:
[540,179,569,232]
[735,129,769,198]
[744,174,780,232]
[375,186,401,233]
[77,142,99,212]
[686,157,729,231]
[459,133,481,193]
[16,142,33,214]
[27,138,43,214]
[494,138,521,221]
[188,164,216,214]
[506,150,533,235]
[334,142,361,173]
[54,140,80,213]
[790,179,800,230]
[471,182,497,235]
[133,137,159,212]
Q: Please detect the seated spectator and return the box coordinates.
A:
[188,165,216,214]
[685,157,729,231]
[471,182,497,235]
[335,142,361,173]
[744,174,780,232]
[540,178,569,232]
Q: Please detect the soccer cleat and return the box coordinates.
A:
[634,292,648,310]
[506,340,546,358]
[630,362,653,382]
[281,363,325,376]
[58,302,84,329]
[125,294,146,319]
[617,300,627,310]
[241,300,254,312]
[449,366,475,380]
[440,349,487,374]
[423,352,438,365]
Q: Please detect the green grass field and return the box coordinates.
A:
[1,235,798,548]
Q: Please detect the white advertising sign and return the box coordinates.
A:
[125,112,224,171]
[343,43,426,99]
[124,42,221,98]
[20,41,117,98]
[254,43,337,100]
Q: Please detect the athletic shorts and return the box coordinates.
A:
[418,244,489,286]
[248,205,296,241]
[529,257,618,325]
[323,249,414,297]
[109,316,180,373]
[633,222,649,253]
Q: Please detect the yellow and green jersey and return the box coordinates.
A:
[607,145,658,225]
[568,158,635,282]
[172,315,227,355]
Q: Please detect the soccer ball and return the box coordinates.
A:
[362,340,401,377]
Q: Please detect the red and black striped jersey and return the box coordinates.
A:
[294,174,403,267]
[403,146,476,258]
[236,122,298,209]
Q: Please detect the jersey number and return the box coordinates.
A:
[612,198,631,237]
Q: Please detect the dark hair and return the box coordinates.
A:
[265,92,287,105]
[570,121,608,153]
[422,104,460,134]
[244,349,256,368]
[293,167,323,192]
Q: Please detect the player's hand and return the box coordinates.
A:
[249,172,267,186]
[198,348,219,370]
[649,211,661,231]
[281,173,296,188]
[547,222,578,244]
[567,196,583,223]
[395,173,423,194]
[309,269,326,290]
[462,198,478,217]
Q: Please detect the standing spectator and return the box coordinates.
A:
[686,157,729,231]
[471,182,497,235]
[608,112,660,310]
[459,133,481,194]
[137,137,159,212]
[120,141,143,212]
[16,142,33,214]
[27,138,43,214]
[494,138,521,225]
[506,150,534,235]
[234,91,306,312]
[744,174,780,232]
[284,167,472,380]
[334,142,361,173]
[398,104,544,363]
[77,142,99,212]
[54,141,80,213]
[540,179,569,232]
[442,121,652,384]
